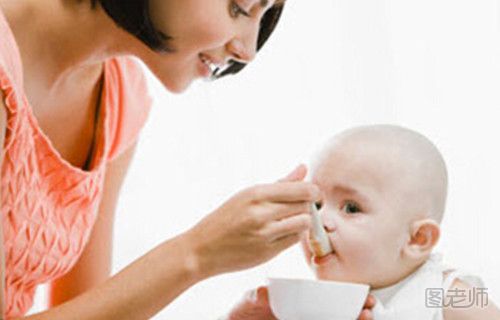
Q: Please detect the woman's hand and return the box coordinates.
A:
[226,287,377,320]
[185,165,321,278]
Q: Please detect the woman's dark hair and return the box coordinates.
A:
[91,0,285,79]
[216,3,285,79]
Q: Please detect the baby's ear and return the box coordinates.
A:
[402,219,440,261]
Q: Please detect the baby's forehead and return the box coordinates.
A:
[310,134,426,198]
[310,126,448,222]
[311,150,388,195]
[311,144,422,218]
[312,136,404,179]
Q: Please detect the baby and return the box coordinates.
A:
[302,125,499,320]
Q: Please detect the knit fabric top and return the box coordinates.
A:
[0,8,152,318]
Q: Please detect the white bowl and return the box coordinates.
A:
[268,277,369,320]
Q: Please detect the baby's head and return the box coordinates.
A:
[302,125,447,289]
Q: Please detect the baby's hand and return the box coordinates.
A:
[358,294,376,320]
[226,286,277,320]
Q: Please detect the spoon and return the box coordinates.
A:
[308,202,333,257]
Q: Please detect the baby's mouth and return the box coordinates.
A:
[309,237,336,265]
[312,250,336,266]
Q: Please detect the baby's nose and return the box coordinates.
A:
[323,220,336,233]
[320,207,336,233]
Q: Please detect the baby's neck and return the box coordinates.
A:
[371,257,429,291]
[370,256,429,291]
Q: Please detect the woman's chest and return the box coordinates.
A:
[23,65,104,170]
[0,119,105,286]
[0,65,108,297]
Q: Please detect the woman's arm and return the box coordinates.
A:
[0,111,317,320]
[0,111,200,316]
[24,228,204,319]
[48,142,138,307]
[26,180,317,319]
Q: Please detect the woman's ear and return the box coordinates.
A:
[402,219,440,261]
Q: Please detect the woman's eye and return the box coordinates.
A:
[230,1,250,18]
[342,201,361,214]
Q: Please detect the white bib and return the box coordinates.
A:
[371,253,484,320]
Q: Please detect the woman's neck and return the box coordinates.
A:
[0,0,135,95]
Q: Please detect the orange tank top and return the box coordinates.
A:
[0,8,152,318]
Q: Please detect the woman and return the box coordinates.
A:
[0,0,374,319]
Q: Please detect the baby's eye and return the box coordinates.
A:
[229,1,250,18]
[342,201,362,214]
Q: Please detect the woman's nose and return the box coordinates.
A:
[226,38,256,63]
[226,23,259,63]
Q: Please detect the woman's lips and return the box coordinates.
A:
[198,53,224,78]
[197,55,213,78]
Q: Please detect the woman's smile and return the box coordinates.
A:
[198,53,225,78]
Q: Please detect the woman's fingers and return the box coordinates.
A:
[277,164,308,182]
[249,182,320,203]
[188,168,322,275]
[272,232,302,252]
[266,214,311,241]
[263,201,312,221]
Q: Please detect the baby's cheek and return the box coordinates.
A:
[339,238,382,276]
[344,244,373,268]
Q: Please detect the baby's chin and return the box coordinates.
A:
[314,266,349,282]
[312,261,370,285]
[314,269,371,285]
[311,256,347,281]
[314,269,341,281]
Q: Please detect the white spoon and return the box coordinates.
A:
[308,202,333,257]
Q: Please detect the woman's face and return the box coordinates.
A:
[137,0,277,93]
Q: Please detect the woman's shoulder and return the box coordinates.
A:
[0,7,23,89]
[106,56,151,104]
[105,56,153,162]
[0,11,24,131]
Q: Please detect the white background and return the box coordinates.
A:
[32,0,500,318]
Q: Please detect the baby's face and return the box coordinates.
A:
[303,140,420,288]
